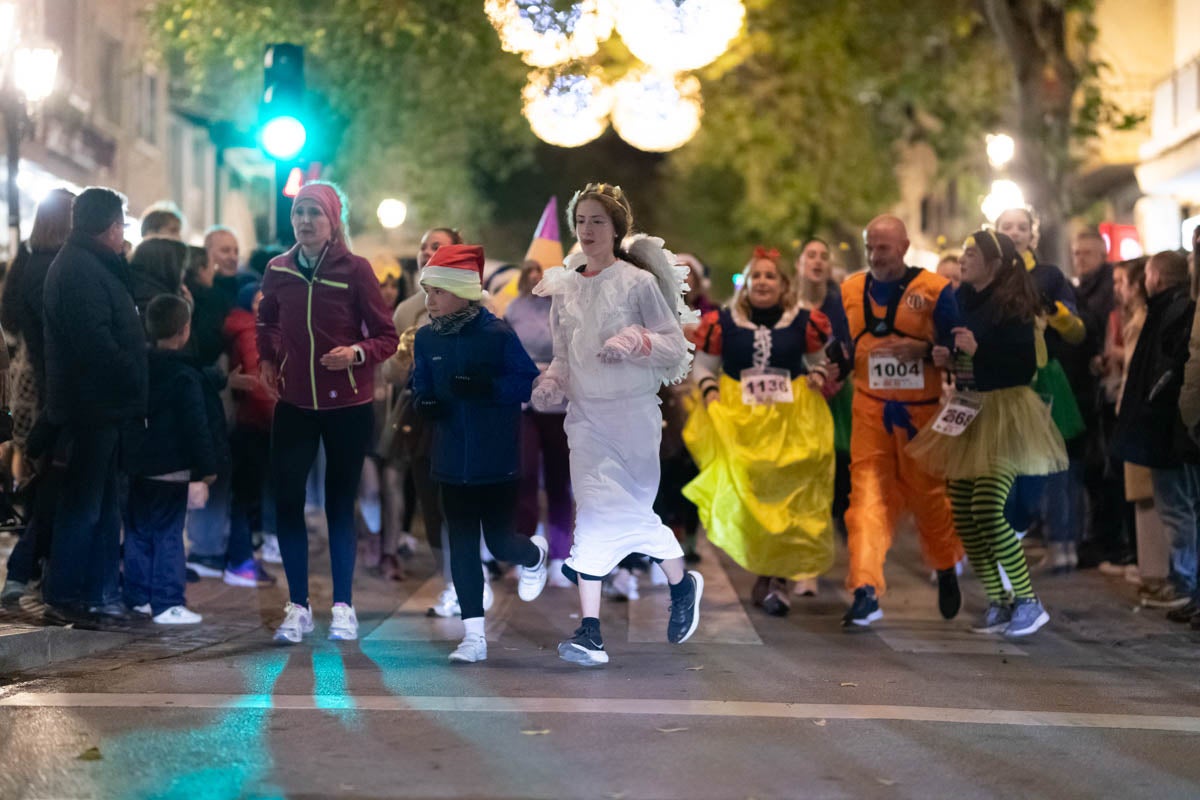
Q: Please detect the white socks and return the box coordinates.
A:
[463,617,485,639]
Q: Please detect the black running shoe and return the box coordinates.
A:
[558,626,609,666]
[667,570,704,644]
[937,568,962,620]
[842,585,882,628]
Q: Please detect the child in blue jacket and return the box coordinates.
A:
[411,244,547,663]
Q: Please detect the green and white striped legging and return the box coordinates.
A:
[947,467,1035,602]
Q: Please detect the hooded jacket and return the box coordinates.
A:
[224,307,276,430]
[256,240,399,411]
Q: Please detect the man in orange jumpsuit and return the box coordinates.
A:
[841,215,963,627]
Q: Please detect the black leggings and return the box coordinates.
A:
[440,480,540,619]
[272,401,373,606]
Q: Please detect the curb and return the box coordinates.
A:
[0,624,132,675]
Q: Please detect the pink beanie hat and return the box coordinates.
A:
[294,181,347,243]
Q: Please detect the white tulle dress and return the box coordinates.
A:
[534,238,695,577]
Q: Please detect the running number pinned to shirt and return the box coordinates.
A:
[868,353,924,390]
[931,393,982,437]
[740,367,794,406]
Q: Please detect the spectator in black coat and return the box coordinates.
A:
[41,186,148,622]
[1113,250,1199,617]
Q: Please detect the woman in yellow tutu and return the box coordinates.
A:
[907,230,1067,638]
[684,247,838,616]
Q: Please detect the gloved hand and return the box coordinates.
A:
[451,373,493,400]
[416,397,446,419]
[530,375,566,412]
[598,326,651,364]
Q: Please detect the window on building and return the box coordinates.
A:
[99,36,123,124]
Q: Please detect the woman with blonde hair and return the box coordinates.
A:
[685,247,839,615]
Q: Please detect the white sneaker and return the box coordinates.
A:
[518,535,549,601]
[153,605,202,624]
[274,602,314,644]
[260,534,283,564]
[448,634,488,663]
[329,604,358,641]
[793,578,819,597]
[548,558,572,588]
[606,567,639,601]
[132,603,152,615]
[429,584,460,618]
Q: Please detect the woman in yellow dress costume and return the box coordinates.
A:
[683,248,841,616]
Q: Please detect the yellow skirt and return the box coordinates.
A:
[682,373,835,579]
[906,385,1068,480]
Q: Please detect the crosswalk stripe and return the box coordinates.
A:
[4,692,1199,732]
[363,576,511,642]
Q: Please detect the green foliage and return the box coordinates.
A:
[659,0,1009,285]
[145,0,535,236]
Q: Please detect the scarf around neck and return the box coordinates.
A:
[430,303,481,335]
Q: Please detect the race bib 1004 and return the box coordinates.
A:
[931,392,982,437]
[868,353,924,390]
[740,367,794,406]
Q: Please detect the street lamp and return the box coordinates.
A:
[981,179,1025,223]
[986,133,1015,169]
[1,1,61,259]
[376,198,407,230]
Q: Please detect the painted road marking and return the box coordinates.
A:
[2,692,1199,733]
[363,577,511,642]
[626,540,763,645]
[874,616,1028,657]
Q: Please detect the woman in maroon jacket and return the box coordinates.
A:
[257,181,399,644]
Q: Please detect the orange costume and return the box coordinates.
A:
[843,268,963,595]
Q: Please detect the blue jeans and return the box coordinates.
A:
[43,424,122,609]
[1149,464,1200,597]
[123,478,188,615]
[185,468,232,561]
[1043,458,1086,544]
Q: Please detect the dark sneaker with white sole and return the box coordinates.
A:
[558,625,609,666]
[667,570,704,644]
[843,585,882,628]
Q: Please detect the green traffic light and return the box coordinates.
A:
[262,115,307,160]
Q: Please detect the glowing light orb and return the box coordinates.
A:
[261,116,307,161]
[611,70,702,152]
[376,198,408,229]
[981,180,1026,223]
[522,71,614,148]
[486,0,615,68]
[615,0,744,73]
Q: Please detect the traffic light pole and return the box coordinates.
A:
[275,159,296,248]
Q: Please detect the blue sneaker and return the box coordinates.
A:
[971,602,1012,634]
[843,585,882,628]
[1004,597,1049,637]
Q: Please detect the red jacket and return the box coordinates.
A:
[257,241,399,411]
[224,307,276,430]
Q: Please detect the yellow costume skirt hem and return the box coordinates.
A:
[905,385,1068,480]
[682,373,835,578]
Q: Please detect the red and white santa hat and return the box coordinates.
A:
[419,244,485,301]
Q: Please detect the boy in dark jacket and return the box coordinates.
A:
[411,244,546,663]
[123,295,218,624]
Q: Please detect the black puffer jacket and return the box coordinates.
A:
[1113,283,1199,468]
[42,232,148,425]
[124,348,219,479]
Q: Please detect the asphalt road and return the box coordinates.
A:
[2,529,1199,800]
